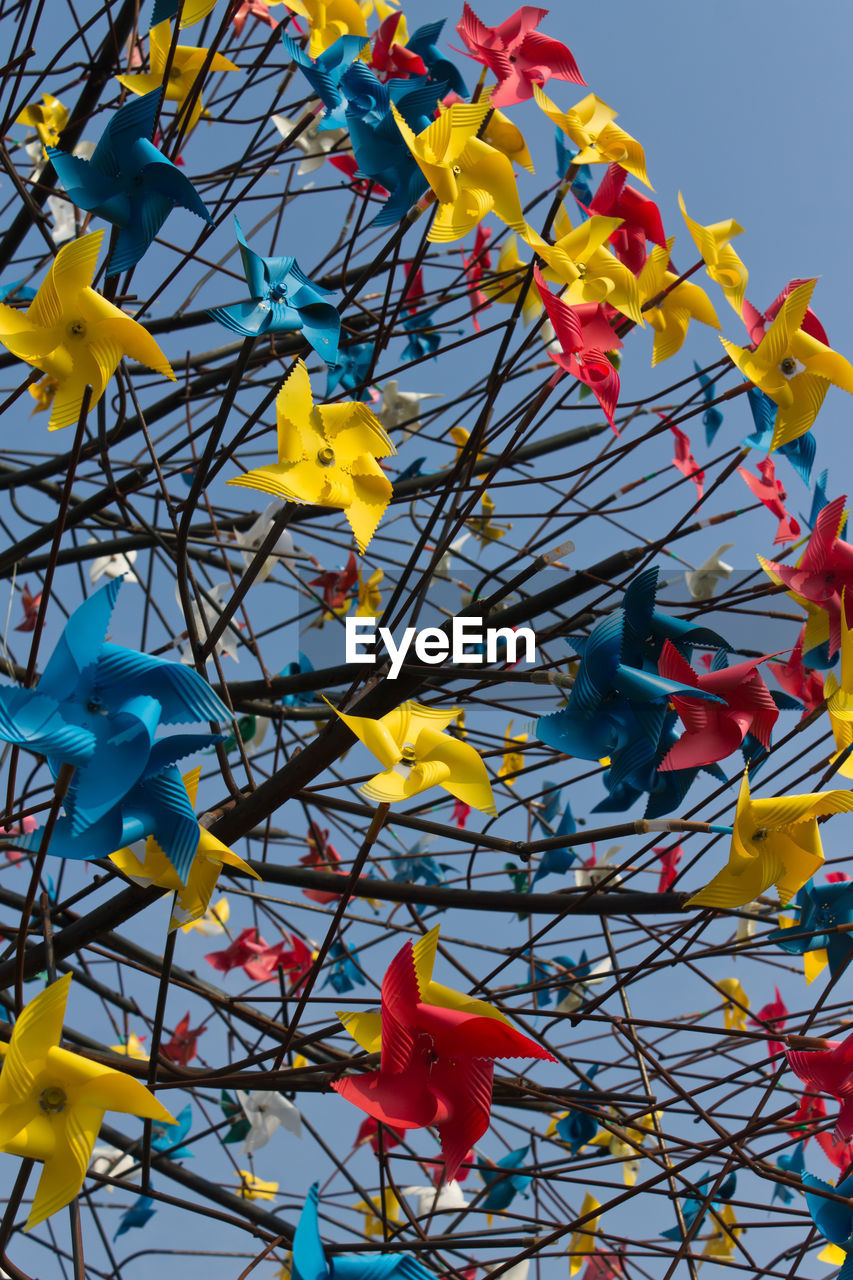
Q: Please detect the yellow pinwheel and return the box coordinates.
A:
[15,94,68,147]
[776,914,829,984]
[533,86,652,189]
[237,1171,278,1200]
[331,699,497,813]
[110,767,260,931]
[0,974,174,1229]
[686,770,853,910]
[228,359,395,553]
[355,1190,400,1237]
[528,207,644,326]
[481,97,535,174]
[116,21,239,132]
[497,721,526,783]
[0,231,175,430]
[639,239,721,365]
[392,102,528,244]
[109,1032,148,1060]
[470,492,510,547]
[482,234,543,324]
[718,977,750,1032]
[824,597,853,777]
[678,193,748,315]
[282,0,367,56]
[703,1204,741,1261]
[590,1112,659,1187]
[180,895,230,935]
[568,1192,601,1277]
[167,0,218,27]
[356,566,383,616]
[721,279,853,450]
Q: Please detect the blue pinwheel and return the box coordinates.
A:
[325,340,375,399]
[693,361,723,446]
[803,1169,853,1279]
[801,467,848,535]
[532,783,576,881]
[479,1145,531,1213]
[294,1183,434,1280]
[281,652,315,709]
[620,568,730,667]
[554,132,593,207]
[772,1140,804,1205]
[661,1170,736,1241]
[114,1193,156,1240]
[323,940,366,994]
[0,281,36,304]
[405,20,468,96]
[552,1068,600,1156]
[151,1104,193,1159]
[0,579,228,881]
[282,32,369,131]
[208,217,340,364]
[742,385,815,484]
[47,91,212,275]
[769,880,853,980]
[392,836,452,888]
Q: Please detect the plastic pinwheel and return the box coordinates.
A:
[529,207,644,326]
[678,193,748,314]
[685,544,734,601]
[162,1012,205,1066]
[661,1170,737,1242]
[534,265,622,428]
[114,1193,156,1239]
[14,94,68,147]
[116,21,240,133]
[331,698,497,813]
[738,456,801,544]
[370,13,427,80]
[718,977,750,1032]
[233,1,284,34]
[281,0,367,58]
[333,926,554,1178]
[638,239,721,365]
[282,32,368,131]
[109,766,261,930]
[47,92,213,275]
[824,604,853,775]
[150,1103,193,1159]
[455,5,585,107]
[325,939,366,992]
[294,1182,434,1280]
[391,101,529,244]
[801,1170,853,1280]
[235,1091,302,1152]
[391,835,453,888]
[151,0,218,28]
[209,218,340,363]
[0,975,174,1229]
[378,379,442,438]
[568,1193,601,1276]
[533,86,651,188]
[686,770,853,910]
[721,279,853,451]
[479,1145,531,1212]
[587,164,666,274]
[406,19,468,96]
[227,360,394,553]
[0,231,175,430]
[787,1028,853,1141]
[772,880,853,982]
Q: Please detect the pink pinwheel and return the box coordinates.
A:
[657,642,779,771]
[0,813,37,864]
[668,423,704,500]
[455,4,585,107]
[788,1029,853,1141]
[15,582,41,632]
[761,495,853,658]
[301,826,346,903]
[461,225,492,333]
[742,278,829,347]
[751,987,788,1059]
[205,927,260,975]
[768,629,824,718]
[371,13,427,79]
[534,266,622,430]
[453,799,471,829]
[586,164,666,274]
[738,457,800,545]
[232,1,280,35]
[654,844,682,893]
[163,1012,206,1066]
[402,261,425,314]
[333,927,555,1179]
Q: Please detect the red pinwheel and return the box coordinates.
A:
[205,926,305,983]
[751,987,788,1059]
[300,826,346,903]
[162,1012,206,1066]
[788,1029,853,1141]
[308,551,358,613]
[668,422,704,500]
[586,164,666,274]
[654,844,682,893]
[762,495,853,658]
[402,261,425,314]
[742,277,829,347]
[329,154,389,198]
[657,642,779,771]
[354,1115,407,1153]
[768,629,824,718]
[333,927,555,1179]
[461,225,493,332]
[534,266,622,430]
[738,456,801,545]
[371,14,427,80]
[15,582,41,632]
[455,4,585,108]
[232,1,280,35]
[453,799,471,829]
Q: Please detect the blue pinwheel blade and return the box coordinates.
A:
[333,1257,435,1280]
[208,302,272,337]
[46,149,115,211]
[67,693,161,832]
[803,1171,853,1245]
[0,688,95,762]
[95,644,229,724]
[570,612,623,716]
[144,732,223,777]
[141,149,213,223]
[131,765,201,883]
[293,1184,330,1280]
[39,578,122,702]
[233,216,272,304]
[96,90,162,173]
[9,807,124,862]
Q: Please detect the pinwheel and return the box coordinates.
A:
[692,360,725,445]
[638,239,721,364]
[702,1205,740,1261]
[180,896,230,936]
[333,926,555,1178]
[353,1115,407,1154]
[109,1033,148,1060]
[533,86,651,188]
[823,599,853,775]
[294,1183,434,1280]
[0,231,175,430]
[233,1,284,34]
[686,771,853,910]
[678,194,748,315]
[378,379,442,438]
[406,20,468,96]
[281,0,367,58]
[47,91,213,275]
[569,1193,601,1276]
[272,111,350,175]
[787,1028,853,1140]
[391,101,529,244]
[479,1145,531,1212]
[235,1091,302,1152]
[308,552,358,618]
[227,360,394,553]
[283,32,369,130]
[590,1113,658,1187]
[391,835,452,888]
[114,1194,156,1239]
[116,21,240,132]
[800,1169,853,1280]
[402,1181,469,1216]
[15,93,68,152]
[772,880,853,982]
[661,1170,737,1241]
[151,1104,193,1159]
[15,582,41,632]
[657,643,780,771]
[721,279,853,451]
[331,698,497,813]
[237,1172,278,1200]
[0,975,174,1229]
[370,13,426,78]
[497,722,527,783]
[460,223,492,330]
[455,5,584,107]
[768,630,824,718]
[324,939,366,992]
[301,826,350,904]
[534,266,622,429]
[47,194,76,245]
[751,987,788,1057]
[654,844,682,892]
[742,384,816,482]
[772,1139,804,1204]
[718,978,750,1032]
[685,544,734,601]
[529,209,644,326]
[209,219,340,364]
[586,164,666,274]
[162,1013,205,1065]
[666,422,704,498]
[89,541,139,585]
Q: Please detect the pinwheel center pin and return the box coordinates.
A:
[400,743,417,762]
[317,446,336,466]
[452,165,462,176]
[38,1086,67,1113]
[269,283,287,302]
[67,320,86,339]
[753,828,768,841]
